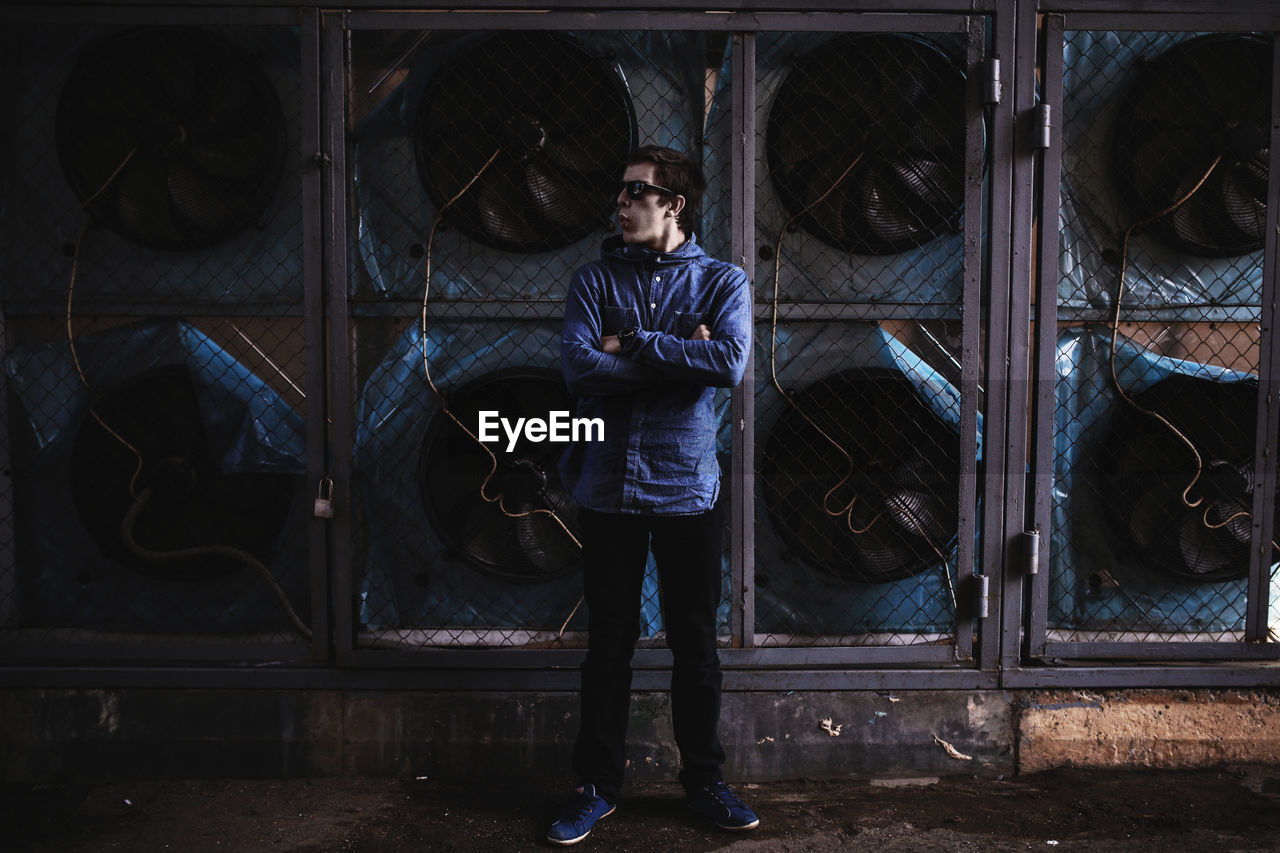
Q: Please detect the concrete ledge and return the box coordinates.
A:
[20,687,1280,783]
[0,688,1013,783]
[1016,689,1280,774]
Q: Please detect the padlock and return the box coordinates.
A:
[314,476,334,518]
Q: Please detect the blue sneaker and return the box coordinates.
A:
[685,779,760,830]
[546,783,615,846]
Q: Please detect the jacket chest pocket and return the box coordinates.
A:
[603,305,640,336]
[674,311,706,339]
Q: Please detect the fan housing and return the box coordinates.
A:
[412,31,637,254]
[1111,33,1271,258]
[68,365,294,581]
[56,27,288,252]
[761,367,961,584]
[418,368,582,583]
[1096,374,1277,582]
[766,33,970,256]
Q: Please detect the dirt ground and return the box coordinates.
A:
[7,766,1280,852]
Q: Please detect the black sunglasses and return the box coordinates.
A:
[620,180,676,199]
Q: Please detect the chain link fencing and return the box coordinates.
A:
[0,22,314,654]
[748,30,982,649]
[346,29,727,649]
[1051,29,1278,645]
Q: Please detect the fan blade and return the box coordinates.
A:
[1220,167,1268,244]
[1168,178,1235,253]
[186,120,282,180]
[850,537,910,583]
[473,165,542,247]
[514,512,578,575]
[885,490,954,544]
[890,154,961,214]
[454,504,516,569]
[1204,499,1252,545]
[1177,512,1244,579]
[541,133,606,176]
[857,171,920,245]
[168,161,232,237]
[113,158,183,245]
[538,482,580,524]
[526,161,602,229]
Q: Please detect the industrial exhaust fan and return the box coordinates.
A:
[1059,30,1271,308]
[56,26,288,251]
[70,365,294,583]
[761,366,961,586]
[354,324,590,635]
[10,320,308,635]
[411,30,636,253]
[1096,374,1277,583]
[751,323,969,637]
[352,29,664,636]
[1109,33,1270,259]
[417,368,582,584]
[766,32,969,256]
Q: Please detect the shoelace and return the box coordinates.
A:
[566,790,600,820]
[707,781,746,809]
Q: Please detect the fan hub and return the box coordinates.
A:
[500,457,549,504]
[501,114,548,161]
[1202,459,1251,501]
[1225,121,1267,163]
[137,114,187,155]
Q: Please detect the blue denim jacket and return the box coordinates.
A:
[559,234,752,515]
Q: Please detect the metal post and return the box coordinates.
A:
[1026,13,1066,660]
[322,10,356,663]
[1246,34,1280,645]
[730,31,757,649]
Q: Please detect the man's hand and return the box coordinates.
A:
[601,324,708,353]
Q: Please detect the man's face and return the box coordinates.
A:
[617,162,678,250]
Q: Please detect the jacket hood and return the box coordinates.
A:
[600,233,706,266]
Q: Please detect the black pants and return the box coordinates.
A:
[571,504,726,805]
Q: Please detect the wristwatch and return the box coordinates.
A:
[616,326,638,349]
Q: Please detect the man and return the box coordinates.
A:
[548,146,757,846]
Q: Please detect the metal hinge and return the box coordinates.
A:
[1032,104,1052,150]
[1023,528,1040,575]
[983,58,1002,105]
[973,573,990,619]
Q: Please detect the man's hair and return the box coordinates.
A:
[626,145,705,233]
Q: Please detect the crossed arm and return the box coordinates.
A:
[600,323,711,354]
[561,268,751,397]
